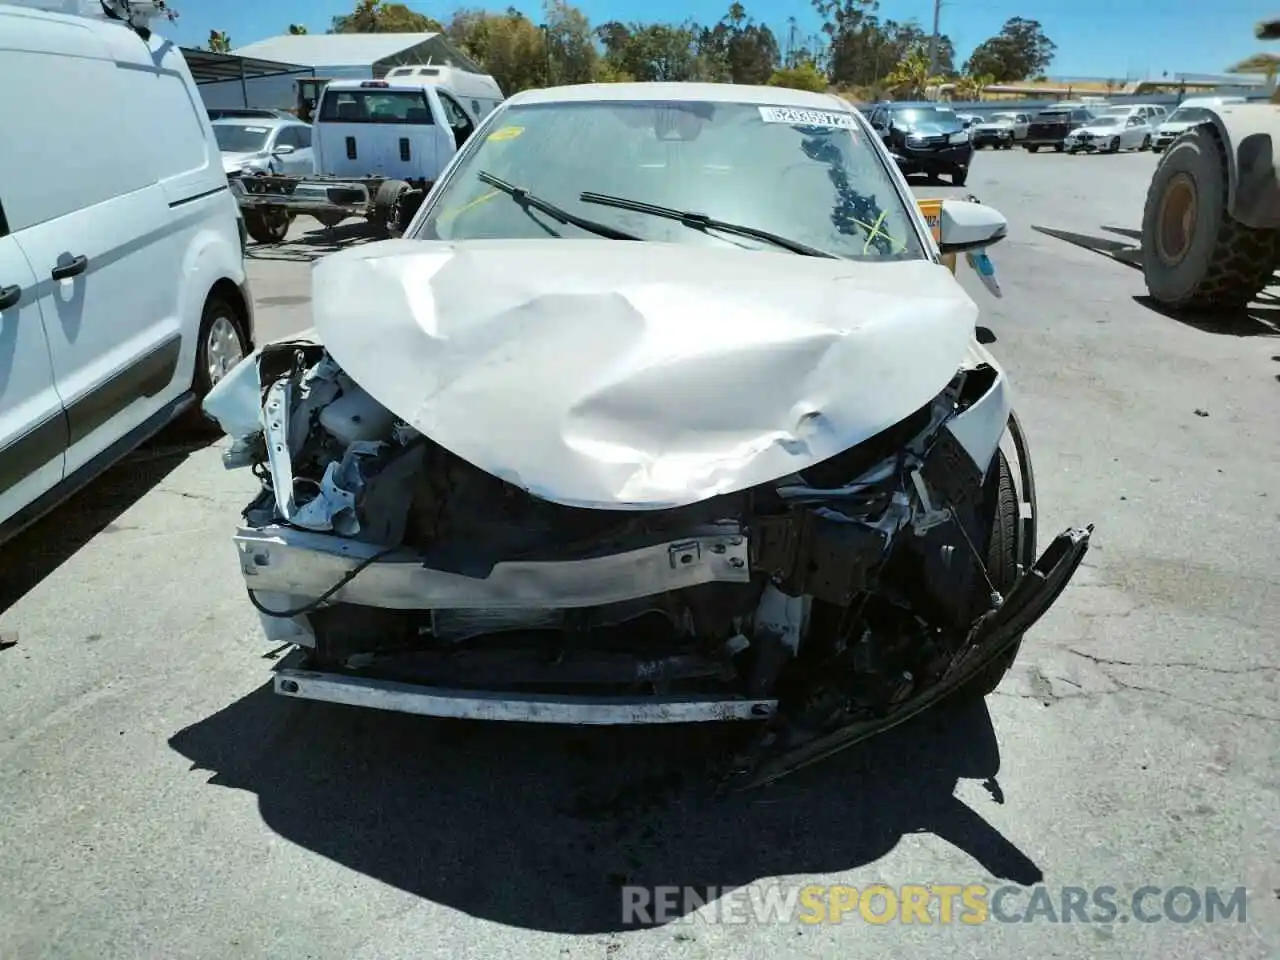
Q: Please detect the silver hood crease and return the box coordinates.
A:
[310,238,980,510]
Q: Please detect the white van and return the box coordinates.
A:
[382,64,505,120]
[0,0,254,541]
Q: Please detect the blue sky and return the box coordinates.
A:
[170,0,1268,80]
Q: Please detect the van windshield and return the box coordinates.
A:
[213,124,272,153]
[318,89,434,124]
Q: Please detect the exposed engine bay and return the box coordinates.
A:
[216,333,1091,787]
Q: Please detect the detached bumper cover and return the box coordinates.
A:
[726,523,1094,787]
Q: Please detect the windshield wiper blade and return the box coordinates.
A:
[477,171,640,241]
[578,191,837,258]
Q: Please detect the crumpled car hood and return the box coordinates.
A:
[311,238,979,510]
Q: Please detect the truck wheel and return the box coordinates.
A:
[961,450,1023,699]
[245,209,290,244]
[372,179,410,239]
[951,167,968,187]
[1025,144,1040,153]
[1053,143,1064,153]
[1140,126,1280,312]
[315,213,346,230]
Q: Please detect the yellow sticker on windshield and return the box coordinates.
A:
[487,125,524,142]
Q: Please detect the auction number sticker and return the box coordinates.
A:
[487,125,524,142]
[758,106,857,129]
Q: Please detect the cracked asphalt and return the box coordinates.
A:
[1,148,1277,960]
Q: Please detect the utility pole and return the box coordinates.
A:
[926,0,942,82]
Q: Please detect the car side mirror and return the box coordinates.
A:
[273,144,296,156]
[938,199,1007,255]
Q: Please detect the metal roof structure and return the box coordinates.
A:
[230,33,438,68]
[181,48,315,85]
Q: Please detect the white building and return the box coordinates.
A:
[198,32,488,112]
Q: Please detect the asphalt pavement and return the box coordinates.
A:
[2,147,1277,960]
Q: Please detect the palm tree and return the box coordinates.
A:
[883,49,942,99]
[208,29,231,52]
[288,24,308,35]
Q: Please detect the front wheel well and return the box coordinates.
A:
[206,278,252,349]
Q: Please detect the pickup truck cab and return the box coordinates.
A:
[314,78,481,183]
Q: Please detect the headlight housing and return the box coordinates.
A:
[949,131,968,145]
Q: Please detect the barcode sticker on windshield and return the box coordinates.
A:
[758,106,856,129]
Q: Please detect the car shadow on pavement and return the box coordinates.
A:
[246,221,378,264]
[169,685,1042,933]
[0,425,212,615]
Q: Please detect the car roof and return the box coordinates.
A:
[506,82,852,112]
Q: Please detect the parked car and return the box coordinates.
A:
[207,107,296,122]
[1151,97,1246,151]
[868,101,974,185]
[1064,113,1154,153]
[967,112,1018,149]
[204,82,1091,787]
[971,111,1029,149]
[0,1,254,543]
[1023,107,1096,152]
[213,116,315,178]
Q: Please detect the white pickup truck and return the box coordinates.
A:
[230,78,489,242]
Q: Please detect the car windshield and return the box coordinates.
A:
[990,114,1016,123]
[1166,106,1213,123]
[213,124,272,152]
[415,99,926,261]
[894,107,956,125]
[1089,116,1120,127]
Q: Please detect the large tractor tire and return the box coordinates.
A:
[1140,126,1280,312]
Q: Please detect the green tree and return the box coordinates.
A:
[963,17,1056,82]
[447,8,547,93]
[208,29,231,52]
[596,22,702,82]
[288,23,308,35]
[811,0,954,87]
[882,47,942,99]
[330,0,441,34]
[698,2,780,85]
[543,0,596,84]
[767,64,827,92]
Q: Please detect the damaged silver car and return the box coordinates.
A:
[205,83,1092,787]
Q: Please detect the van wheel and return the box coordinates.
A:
[190,293,249,429]
[1025,144,1040,153]
[960,450,1023,699]
[245,209,290,244]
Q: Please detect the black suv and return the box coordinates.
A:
[867,102,973,186]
